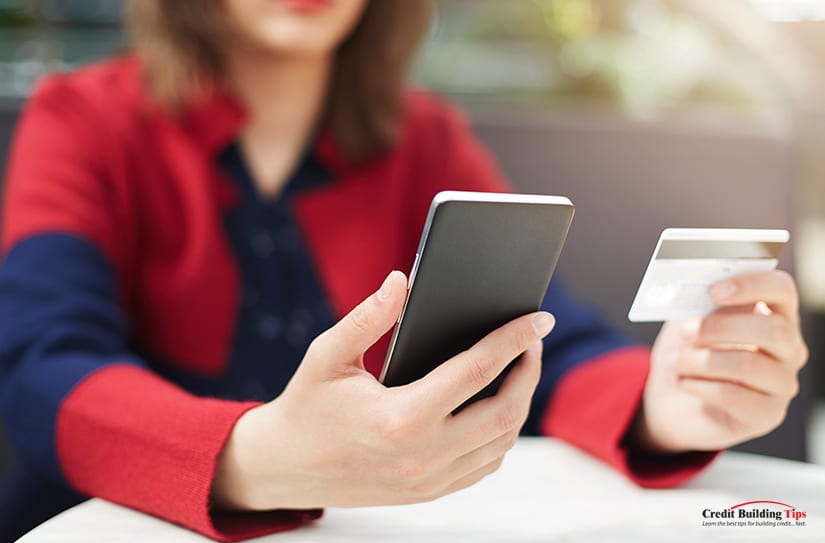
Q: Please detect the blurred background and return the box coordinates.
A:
[0,0,823,478]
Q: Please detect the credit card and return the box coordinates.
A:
[628,228,790,322]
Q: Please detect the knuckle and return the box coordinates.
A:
[379,409,416,445]
[715,382,740,405]
[517,402,532,430]
[492,456,505,472]
[416,490,441,503]
[777,270,798,297]
[467,355,496,387]
[766,315,791,345]
[464,460,503,490]
[347,302,372,334]
[769,418,783,434]
[694,350,713,372]
[797,342,810,368]
[405,473,441,501]
[505,430,520,451]
[482,457,505,480]
[400,458,428,483]
[510,323,534,353]
[393,451,433,489]
[683,349,710,375]
[735,353,758,376]
[699,313,718,333]
[673,352,691,373]
[496,402,521,433]
[770,404,789,431]
[788,377,800,399]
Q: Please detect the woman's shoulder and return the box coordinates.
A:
[25,55,146,125]
[400,88,471,140]
[389,88,509,195]
[393,88,484,170]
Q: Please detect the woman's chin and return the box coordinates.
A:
[224,0,368,60]
[244,30,341,59]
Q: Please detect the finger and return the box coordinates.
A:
[309,271,407,369]
[447,342,542,454]
[441,456,505,498]
[701,302,775,318]
[410,314,553,416]
[710,270,799,318]
[691,312,803,362]
[693,304,764,318]
[678,378,789,432]
[447,428,519,484]
[401,429,516,505]
[675,348,798,397]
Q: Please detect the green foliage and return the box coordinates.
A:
[0,4,32,27]
[417,0,788,120]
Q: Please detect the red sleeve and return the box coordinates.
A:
[57,366,321,541]
[541,347,718,488]
[5,74,320,540]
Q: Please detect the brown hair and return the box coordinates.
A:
[126,1,432,162]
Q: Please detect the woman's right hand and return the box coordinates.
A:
[212,271,554,511]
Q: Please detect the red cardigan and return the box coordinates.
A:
[0,57,714,541]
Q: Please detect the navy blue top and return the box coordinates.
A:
[146,144,338,402]
[0,145,343,540]
[0,144,633,541]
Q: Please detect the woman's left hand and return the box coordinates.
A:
[634,270,809,453]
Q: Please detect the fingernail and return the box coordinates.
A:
[681,319,701,339]
[710,280,736,301]
[532,312,555,336]
[378,272,394,302]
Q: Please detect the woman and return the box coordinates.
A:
[0,1,807,541]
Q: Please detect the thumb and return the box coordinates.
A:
[308,270,407,372]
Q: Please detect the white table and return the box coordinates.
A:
[19,438,825,542]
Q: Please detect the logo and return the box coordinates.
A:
[701,501,808,529]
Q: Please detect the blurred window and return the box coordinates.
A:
[0,0,124,99]
[415,0,816,126]
[752,0,825,22]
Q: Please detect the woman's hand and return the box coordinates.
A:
[212,271,554,510]
[635,270,809,453]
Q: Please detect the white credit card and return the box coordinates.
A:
[628,228,790,322]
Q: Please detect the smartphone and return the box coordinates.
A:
[379,191,574,408]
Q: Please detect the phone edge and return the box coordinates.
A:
[378,190,575,383]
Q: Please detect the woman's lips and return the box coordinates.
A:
[280,0,332,13]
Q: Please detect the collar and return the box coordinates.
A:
[178,85,248,157]
[176,82,353,177]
